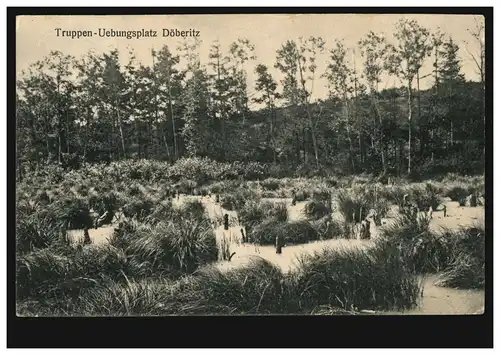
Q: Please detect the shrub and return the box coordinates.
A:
[167,257,286,314]
[125,218,218,274]
[435,225,485,289]
[178,199,206,221]
[406,183,443,211]
[144,200,174,224]
[51,196,93,230]
[122,198,155,221]
[294,189,309,202]
[176,179,198,195]
[376,214,450,273]
[220,188,259,211]
[336,189,389,224]
[16,244,144,303]
[304,200,331,220]
[291,245,422,312]
[238,201,272,233]
[248,219,318,246]
[70,278,176,316]
[16,201,61,253]
[310,216,348,240]
[311,188,332,205]
[444,184,473,202]
[260,178,281,191]
[88,191,120,224]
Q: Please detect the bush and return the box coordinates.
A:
[177,199,206,221]
[260,178,281,191]
[376,214,450,273]
[170,257,286,314]
[336,189,389,224]
[220,188,259,211]
[304,200,331,220]
[69,278,177,316]
[435,225,485,289]
[294,189,309,202]
[310,216,348,240]
[402,183,442,211]
[248,219,318,246]
[88,191,120,224]
[16,201,62,253]
[144,200,174,224]
[51,196,93,230]
[122,198,155,221]
[311,188,332,205]
[444,184,473,202]
[125,218,217,274]
[16,244,144,302]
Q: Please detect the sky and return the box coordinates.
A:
[16,14,485,108]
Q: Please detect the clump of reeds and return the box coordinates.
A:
[290,245,422,312]
[336,188,389,224]
[248,219,318,246]
[434,224,485,289]
[304,200,331,220]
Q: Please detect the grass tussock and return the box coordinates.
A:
[238,200,288,233]
[290,245,421,312]
[336,188,389,224]
[16,201,62,253]
[310,216,350,240]
[248,219,319,246]
[304,200,331,220]
[376,213,451,273]
[122,218,218,274]
[220,188,260,211]
[434,225,485,289]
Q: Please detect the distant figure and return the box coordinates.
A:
[83,227,91,245]
[360,219,371,240]
[403,194,409,206]
[291,189,297,206]
[443,205,447,217]
[224,213,229,230]
[94,211,109,229]
[177,190,180,200]
[89,209,99,228]
[275,235,283,254]
[466,194,477,207]
[240,228,246,243]
[216,194,220,203]
[367,209,380,226]
[427,206,433,219]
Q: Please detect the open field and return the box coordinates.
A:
[16,160,486,316]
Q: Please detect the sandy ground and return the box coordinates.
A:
[382,275,485,315]
[67,193,485,315]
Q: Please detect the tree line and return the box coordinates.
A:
[16,18,486,179]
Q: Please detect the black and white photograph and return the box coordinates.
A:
[13,11,488,320]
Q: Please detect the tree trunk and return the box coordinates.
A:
[115,99,126,159]
[168,78,177,161]
[343,99,356,173]
[297,59,319,169]
[417,71,426,158]
[407,83,413,175]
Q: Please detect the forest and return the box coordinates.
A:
[16,18,486,179]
